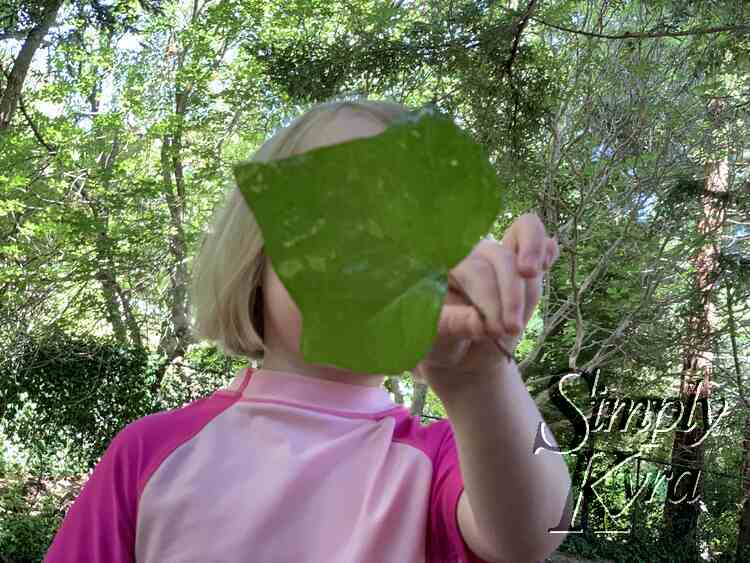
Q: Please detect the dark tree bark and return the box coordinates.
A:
[0,0,63,130]
[384,376,405,405]
[737,415,750,561]
[410,379,429,418]
[726,272,750,560]
[662,157,728,552]
[152,20,197,395]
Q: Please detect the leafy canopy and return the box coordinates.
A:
[234,110,502,375]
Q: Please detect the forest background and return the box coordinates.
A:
[1,0,749,561]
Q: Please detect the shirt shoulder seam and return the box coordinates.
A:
[135,392,239,506]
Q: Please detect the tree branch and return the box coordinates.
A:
[533,18,750,40]
[505,0,538,75]
[494,5,750,40]
[17,93,58,154]
[1,62,58,153]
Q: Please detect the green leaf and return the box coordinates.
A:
[233,111,503,375]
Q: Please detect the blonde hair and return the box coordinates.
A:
[189,95,416,361]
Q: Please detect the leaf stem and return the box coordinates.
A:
[446,272,515,361]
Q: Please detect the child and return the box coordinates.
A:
[44,98,571,562]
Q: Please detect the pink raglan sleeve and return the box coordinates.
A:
[43,420,143,563]
[427,420,492,563]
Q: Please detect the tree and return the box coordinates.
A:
[0,0,64,130]
[0,0,164,130]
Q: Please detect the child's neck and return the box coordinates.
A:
[260,350,387,388]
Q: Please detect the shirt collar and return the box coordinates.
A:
[226,367,398,413]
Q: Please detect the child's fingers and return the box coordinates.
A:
[459,241,529,337]
[501,213,548,277]
[436,303,485,340]
[495,250,525,335]
[448,258,504,336]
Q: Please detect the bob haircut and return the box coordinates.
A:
[189,96,415,361]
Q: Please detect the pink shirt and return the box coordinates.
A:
[44,367,490,562]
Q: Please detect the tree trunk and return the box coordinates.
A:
[662,157,728,551]
[410,380,429,418]
[91,134,127,345]
[729,274,750,560]
[94,250,128,345]
[384,376,404,405]
[116,285,143,350]
[409,366,430,417]
[158,134,190,351]
[152,53,193,394]
[0,0,63,130]
[737,415,750,561]
[79,144,131,347]
[83,58,143,349]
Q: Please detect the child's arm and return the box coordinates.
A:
[435,358,572,563]
[415,213,571,562]
[43,425,139,562]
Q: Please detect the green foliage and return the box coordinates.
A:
[153,343,245,409]
[0,335,238,561]
[559,532,706,563]
[1,329,240,476]
[235,110,503,375]
[0,464,63,563]
[2,327,156,473]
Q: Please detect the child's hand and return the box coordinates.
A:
[413,213,559,396]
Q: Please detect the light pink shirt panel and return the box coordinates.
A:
[45,368,489,563]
